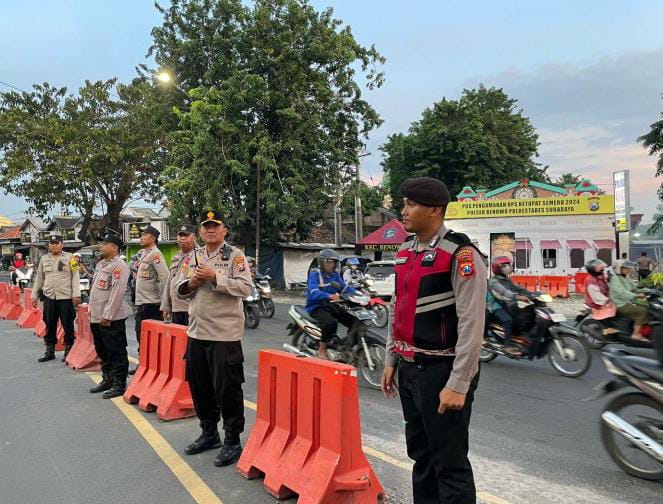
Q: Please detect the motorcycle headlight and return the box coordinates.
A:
[538,294,553,303]
[263,286,271,293]
[365,278,374,286]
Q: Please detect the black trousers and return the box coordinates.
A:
[134,303,162,351]
[171,311,189,326]
[311,302,356,342]
[186,338,245,443]
[91,319,129,382]
[639,269,651,281]
[43,297,76,347]
[398,358,480,504]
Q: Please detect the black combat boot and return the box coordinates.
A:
[214,439,242,467]
[184,423,222,456]
[37,344,56,363]
[61,344,73,362]
[102,379,126,399]
[89,375,113,394]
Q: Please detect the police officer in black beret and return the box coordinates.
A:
[382,176,486,503]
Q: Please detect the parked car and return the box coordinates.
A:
[364,261,395,299]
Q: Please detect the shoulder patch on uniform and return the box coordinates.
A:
[153,254,161,264]
[113,267,121,279]
[234,255,246,272]
[456,247,475,278]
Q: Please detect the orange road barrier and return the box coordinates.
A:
[540,276,569,298]
[0,282,8,309]
[510,275,538,292]
[65,305,101,371]
[574,272,589,294]
[0,286,23,320]
[237,350,385,504]
[124,320,195,421]
[17,288,42,329]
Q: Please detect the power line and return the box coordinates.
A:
[0,80,29,93]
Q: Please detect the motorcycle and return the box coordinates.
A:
[576,290,663,349]
[243,283,261,329]
[349,278,389,328]
[481,293,592,378]
[284,284,385,389]
[255,269,275,319]
[587,346,663,480]
[14,265,34,292]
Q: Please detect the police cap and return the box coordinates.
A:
[101,234,124,249]
[177,224,197,236]
[401,177,451,207]
[140,225,161,239]
[48,234,63,243]
[200,210,226,226]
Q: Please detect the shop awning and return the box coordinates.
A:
[594,239,616,249]
[567,239,591,250]
[356,219,411,251]
[540,240,562,249]
[515,240,532,250]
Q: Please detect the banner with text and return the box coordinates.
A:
[446,195,614,220]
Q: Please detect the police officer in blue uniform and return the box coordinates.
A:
[305,249,358,359]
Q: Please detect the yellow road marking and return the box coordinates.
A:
[477,492,514,504]
[86,373,222,504]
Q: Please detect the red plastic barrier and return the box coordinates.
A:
[124,321,194,421]
[540,276,569,298]
[65,305,101,371]
[0,282,8,309]
[17,288,41,329]
[574,272,589,294]
[0,286,23,320]
[510,275,538,292]
[237,350,385,504]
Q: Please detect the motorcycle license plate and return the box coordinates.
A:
[355,310,374,320]
[550,313,566,322]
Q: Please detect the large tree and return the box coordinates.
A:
[638,95,663,234]
[149,0,384,245]
[0,79,176,241]
[381,86,547,211]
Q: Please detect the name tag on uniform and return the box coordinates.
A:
[98,279,108,289]
[421,251,437,267]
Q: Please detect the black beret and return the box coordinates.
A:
[177,223,197,235]
[101,234,124,249]
[140,225,161,239]
[401,177,451,206]
[200,209,226,226]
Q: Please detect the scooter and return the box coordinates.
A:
[243,284,261,329]
[576,290,663,349]
[284,284,385,389]
[14,265,34,292]
[255,269,275,319]
[482,293,592,377]
[586,346,663,480]
[349,278,389,328]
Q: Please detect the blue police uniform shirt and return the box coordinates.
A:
[305,269,357,314]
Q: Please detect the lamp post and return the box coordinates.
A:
[355,150,371,242]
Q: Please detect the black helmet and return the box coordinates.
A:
[585,259,606,276]
[317,248,340,268]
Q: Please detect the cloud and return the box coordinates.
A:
[469,48,663,218]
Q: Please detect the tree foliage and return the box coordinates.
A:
[380,86,547,211]
[638,95,663,234]
[340,181,385,218]
[149,0,385,244]
[0,79,175,241]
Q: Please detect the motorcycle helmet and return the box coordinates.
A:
[585,259,606,276]
[73,252,81,258]
[491,256,513,276]
[15,252,23,259]
[317,248,340,268]
[347,257,360,266]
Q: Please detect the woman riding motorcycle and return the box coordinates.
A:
[609,259,650,340]
[582,259,616,321]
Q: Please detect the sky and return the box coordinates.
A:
[1,0,663,222]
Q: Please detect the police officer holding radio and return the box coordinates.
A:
[381,177,486,504]
[32,234,80,363]
[88,234,131,399]
[177,210,252,468]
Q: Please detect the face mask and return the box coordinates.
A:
[500,264,512,275]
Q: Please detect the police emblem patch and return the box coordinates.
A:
[113,268,121,279]
[456,248,475,278]
[235,256,246,272]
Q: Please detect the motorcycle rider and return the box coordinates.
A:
[487,255,531,356]
[342,257,364,284]
[609,259,650,340]
[10,252,27,286]
[582,259,616,322]
[72,252,91,278]
[305,249,358,359]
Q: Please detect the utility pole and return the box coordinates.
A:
[355,150,371,242]
[334,186,342,247]
[255,165,261,269]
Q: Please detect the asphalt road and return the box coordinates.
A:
[0,295,661,503]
